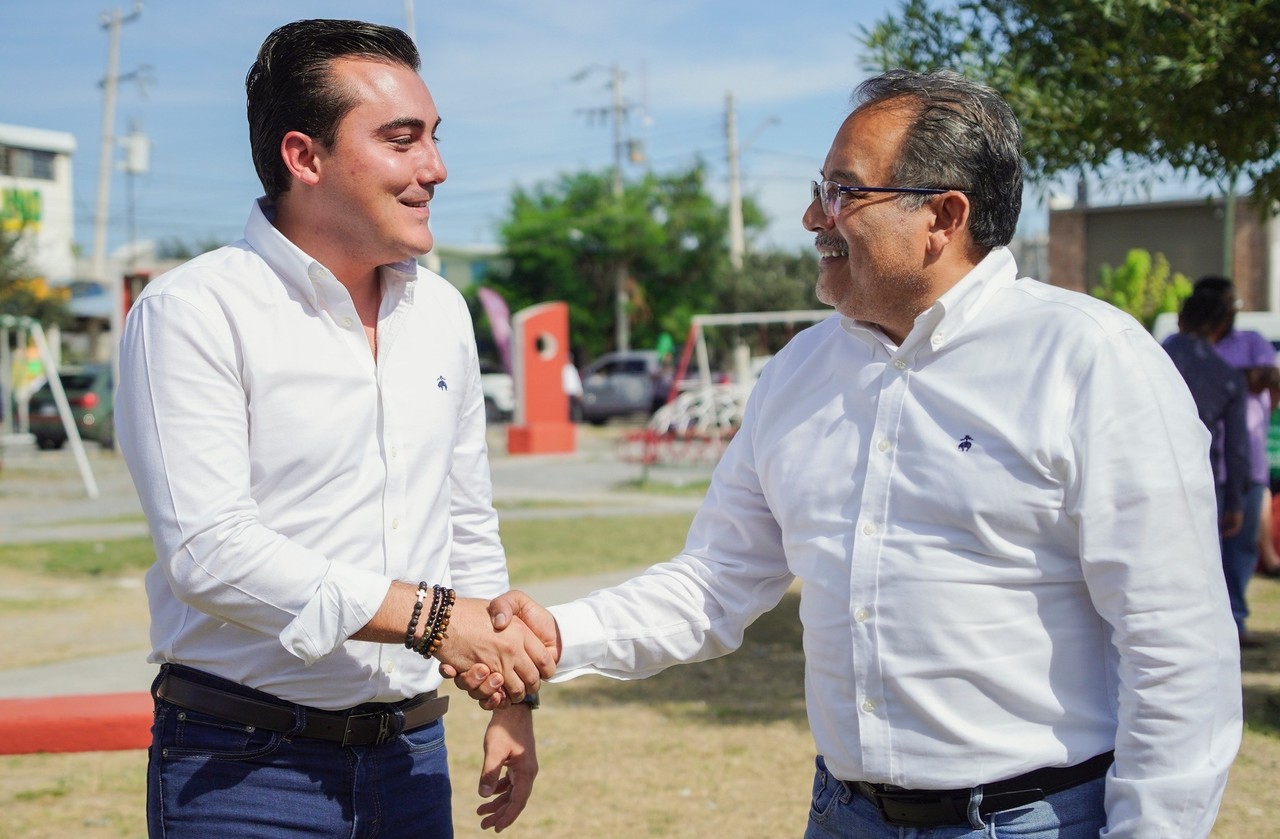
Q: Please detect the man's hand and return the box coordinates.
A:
[490,590,561,660]
[475,702,537,832]
[433,597,555,703]
[1221,510,1244,539]
[440,591,562,709]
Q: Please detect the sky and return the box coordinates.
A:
[3,0,1194,267]
[0,0,928,263]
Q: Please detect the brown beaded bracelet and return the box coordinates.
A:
[417,585,456,659]
[413,584,446,654]
[404,581,429,649]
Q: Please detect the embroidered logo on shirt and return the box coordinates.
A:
[958,435,973,452]
[437,376,448,391]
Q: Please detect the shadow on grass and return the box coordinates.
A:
[1240,629,1280,736]
[557,589,807,726]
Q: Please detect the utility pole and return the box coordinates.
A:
[726,93,744,271]
[403,0,417,46]
[609,64,625,199]
[608,64,628,351]
[576,63,638,352]
[724,94,778,274]
[93,2,142,452]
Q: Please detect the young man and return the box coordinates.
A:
[460,70,1242,837]
[117,19,551,837]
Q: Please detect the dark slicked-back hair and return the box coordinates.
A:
[852,69,1023,252]
[246,19,420,201]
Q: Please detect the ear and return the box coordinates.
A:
[280,130,322,188]
[925,191,970,256]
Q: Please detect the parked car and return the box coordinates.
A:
[579,350,672,425]
[479,358,515,424]
[28,364,115,450]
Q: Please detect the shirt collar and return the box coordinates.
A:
[839,247,1019,355]
[243,197,421,308]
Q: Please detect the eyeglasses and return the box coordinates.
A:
[809,179,960,218]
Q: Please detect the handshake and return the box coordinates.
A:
[434,591,557,708]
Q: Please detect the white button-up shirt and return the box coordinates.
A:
[117,199,508,709]
[551,248,1242,837]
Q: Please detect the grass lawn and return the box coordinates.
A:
[3,515,1279,837]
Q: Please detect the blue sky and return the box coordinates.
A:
[4,0,1184,264]
[0,0,916,260]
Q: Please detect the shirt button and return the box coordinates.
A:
[862,523,876,536]
[342,316,354,328]
[931,332,945,345]
[391,446,399,459]
[893,359,908,370]
[385,661,395,673]
[861,699,876,713]
[855,607,870,623]
[877,438,891,453]
[391,517,400,530]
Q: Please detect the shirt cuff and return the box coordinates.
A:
[547,600,608,680]
[279,565,392,665]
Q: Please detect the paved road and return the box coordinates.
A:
[0,425,715,698]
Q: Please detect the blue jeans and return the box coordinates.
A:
[147,667,452,838]
[1222,482,1265,632]
[804,756,1106,839]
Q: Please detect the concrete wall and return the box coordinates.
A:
[1048,196,1272,309]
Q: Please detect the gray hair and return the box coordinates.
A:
[852,69,1023,251]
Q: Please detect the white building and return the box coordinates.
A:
[0,122,78,283]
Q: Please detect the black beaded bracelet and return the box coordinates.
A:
[404,581,429,649]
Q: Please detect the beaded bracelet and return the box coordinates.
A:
[416,585,456,659]
[413,584,447,655]
[404,581,429,649]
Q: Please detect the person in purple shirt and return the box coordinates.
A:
[1192,276,1276,645]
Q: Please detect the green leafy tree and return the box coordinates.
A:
[486,164,771,361]
[861,0,1280,209]
[700,250,825,357]
[0,229,71,327]
[1090,248,1191,329]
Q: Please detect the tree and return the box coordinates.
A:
[0,229,71,327]
[485,164,773,361]
[1090,248,1191,329]
[860,0,1280,209]
[702,250,825,358]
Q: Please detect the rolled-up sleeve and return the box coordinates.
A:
[118,293,390,664]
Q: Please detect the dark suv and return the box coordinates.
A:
[28,364,115,450]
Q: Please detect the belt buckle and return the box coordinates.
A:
[874,788,968,828]
[341,710,393,747]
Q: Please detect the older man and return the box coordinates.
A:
[463,69,1242,838]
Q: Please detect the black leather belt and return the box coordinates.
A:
[847,751,1114,828]
[155,668,448,747]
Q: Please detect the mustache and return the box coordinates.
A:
[814,235,845,251]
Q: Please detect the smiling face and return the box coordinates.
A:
[279,57,447,281]
[802,102,935,341]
